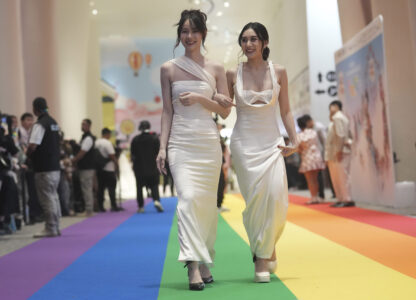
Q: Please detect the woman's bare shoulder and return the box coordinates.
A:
[160,61,176,80]
[272,63,286,74]
[205,59,226,73]
[161,60,174,71]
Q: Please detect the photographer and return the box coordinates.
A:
[0,113,20,234]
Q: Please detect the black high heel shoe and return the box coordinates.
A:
[185,262,205,291]
[199,264,214,284]
[202,276,214,284]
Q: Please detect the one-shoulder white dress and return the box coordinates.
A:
[168,56,222,266]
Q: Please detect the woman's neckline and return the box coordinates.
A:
[172,80,209,84]
[240,62,274,93]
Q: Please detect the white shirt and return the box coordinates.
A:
[80,136,94,152]
[19,127,31,148]
[325,111,351,161]
[29,123,45,145]
[95,138,116,171]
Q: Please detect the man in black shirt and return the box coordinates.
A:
[72,119,95,216]
[130,121,163,213]
[27,98,61,238]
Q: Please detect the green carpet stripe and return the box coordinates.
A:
[158,214,297,300]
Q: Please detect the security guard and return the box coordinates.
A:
[27,97,61,238]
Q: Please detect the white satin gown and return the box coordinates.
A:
[168,56,222,266]
[230,61,288,259]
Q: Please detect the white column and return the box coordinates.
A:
[20,0,60,121]
[53,0,94,139]
[0,0,26,117]
[86,17,103,135]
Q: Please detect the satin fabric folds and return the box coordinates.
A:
[230,61,289,259]
[168,56,221,266]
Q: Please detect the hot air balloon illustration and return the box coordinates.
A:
[145,53,152,68]
[128,51,143,76]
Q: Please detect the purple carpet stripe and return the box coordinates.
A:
[0,200,141,300]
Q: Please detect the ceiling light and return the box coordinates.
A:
[216,11,223,17]
[92,9,98,15]
[194,0,201,4]
[211,25,218,31]
[224,1,230,7]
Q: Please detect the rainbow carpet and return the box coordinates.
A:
[0,194,415,300]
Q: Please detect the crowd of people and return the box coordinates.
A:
[0,99,110,236]
[0,98,178,238]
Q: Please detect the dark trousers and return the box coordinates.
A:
[162,166,174,196]
[97,170,117,209]
[217,168,225,208]
[26,171,42,219]
[318,170,325,199]
[0,172,19,217]
[58,171,71,216]
[135,173,159,208]
[286,163,300,188]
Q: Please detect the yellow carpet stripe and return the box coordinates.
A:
[221,194,416,300]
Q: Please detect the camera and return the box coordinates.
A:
[0,111,18,170]
[0,111,12,138]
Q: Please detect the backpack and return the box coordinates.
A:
[93,148,110,170]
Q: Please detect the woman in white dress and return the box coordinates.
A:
[220,22,298,283]
[156,10,232,291]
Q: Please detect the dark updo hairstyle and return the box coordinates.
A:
[238,22,270,61]
[174,9,208,51]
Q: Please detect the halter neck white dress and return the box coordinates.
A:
[168,56,221,266]
[230,61,289,259]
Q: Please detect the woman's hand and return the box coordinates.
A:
[278,144,298,157]
[278,138,298,157]
[156,149,167,175]
[213,93,235,108]
[179,92,200,106]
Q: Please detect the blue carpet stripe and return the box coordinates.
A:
[29,197,177,300]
